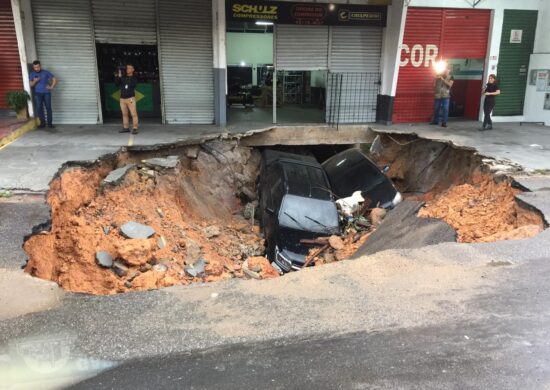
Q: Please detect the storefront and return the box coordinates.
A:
[226,0,387,125]
[30,0,213,124]
[0,0,24,110]
[393,7,491,123]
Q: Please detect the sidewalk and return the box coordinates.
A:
[0,117,38,150]
[372,121,550,172]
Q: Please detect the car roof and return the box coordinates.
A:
[262,150,331,200]
[262,149,319,167]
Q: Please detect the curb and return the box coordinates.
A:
[0,118,39,150]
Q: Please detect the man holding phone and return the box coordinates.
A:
[29,60,57,128]
[430,67,454,128]
[115,64,139,134]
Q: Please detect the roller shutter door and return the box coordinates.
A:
[276,25,329,71]
[0,0,23,109]
[394,8,490,123]
[32,0,100,124]
[158,0,213,124]
[493,10,538,116]
[91,0,157,45]
[327,26,382,123]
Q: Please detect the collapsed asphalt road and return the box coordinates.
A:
[1,129,550,389]
[69,252,550,390]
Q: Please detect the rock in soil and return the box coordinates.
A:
[247,256,280,279]
[142,156,179,170]
[95,251,113,268]
[116,239,153,266]
[113,261,129,277]
[184,258,206,277]
[120,221,156,239]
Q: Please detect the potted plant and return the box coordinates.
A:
[6,90,31,120]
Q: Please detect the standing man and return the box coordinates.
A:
[480,74,501,131]
[430,68,454,128]
[115,64,139,134]
[29,60,57,128]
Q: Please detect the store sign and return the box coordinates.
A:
[227,0,387,26]
[399,44,439,68]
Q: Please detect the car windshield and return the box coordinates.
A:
[278,194,339,234]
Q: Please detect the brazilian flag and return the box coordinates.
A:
[104,83,154,113]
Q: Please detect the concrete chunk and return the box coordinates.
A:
[95,251,113,268]
[120,221,155,239]
[142,156,179,170]
[184,258,206,277]
[102,164,135,185]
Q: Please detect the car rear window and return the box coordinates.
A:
[280,162,331,200]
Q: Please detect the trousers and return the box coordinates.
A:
[432,97,450,124]
[120,97,139,129]
[34,92,52,125]
[483,97,496,127]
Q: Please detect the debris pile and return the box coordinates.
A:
[418,173,544,243]
[24,142,279,295]
[304,207,387,266]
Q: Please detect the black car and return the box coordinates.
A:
[258,150,340,272]
[322,148,402,209]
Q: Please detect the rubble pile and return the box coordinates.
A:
[418,173,544,243]
[24,142,280,295]
[304,207,386,266]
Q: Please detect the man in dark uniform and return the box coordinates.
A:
[480,74,501,131]
[115,64,139,134]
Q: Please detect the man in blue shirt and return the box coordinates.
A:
[29,60,57,128]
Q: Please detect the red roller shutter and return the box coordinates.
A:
[0,0,23,109]
[393,7,491,123]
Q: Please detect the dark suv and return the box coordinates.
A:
[258,150,340,272]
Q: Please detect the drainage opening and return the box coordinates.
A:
[23,135,545,295]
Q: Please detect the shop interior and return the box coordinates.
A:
[226,22,326,125]
[96,44,162,122]
[447,58,485,120]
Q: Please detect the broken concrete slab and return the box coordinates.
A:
[142,156,179,170]
[184,258,206,277]
[95,251,113,268]
[120,221,156,239]
[102,164,136,186]
[353,201,457,258]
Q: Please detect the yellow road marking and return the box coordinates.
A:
[0,118,39,151]
[128,134,134,146]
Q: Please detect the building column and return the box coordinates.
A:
[11,0,37,117]
[377,0,407,125]
[212,0,227,127]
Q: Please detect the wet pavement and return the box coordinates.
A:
[1,121,550,388]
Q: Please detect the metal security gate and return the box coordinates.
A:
[275,25,329,71]
[493,10,538,116]
[327,26,382,123]
[158,0,214,124]
[91,0,157,44]
[32,0,100,124]
[0,0,23,109]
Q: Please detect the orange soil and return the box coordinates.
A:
[24,165,276,295]
[418,173,544,243]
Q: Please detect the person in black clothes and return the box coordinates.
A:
[480,74,500,131]
[115,64,139,134]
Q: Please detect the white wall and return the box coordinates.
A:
[524,54,550,126]
[380,0,407,96]
[533,0,550,53]
[226,32,273,85]
[523,0,550,126]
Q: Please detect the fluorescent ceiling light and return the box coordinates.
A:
[255,21,274,26]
